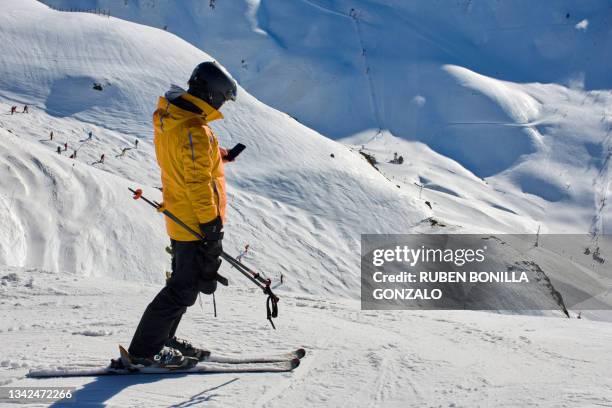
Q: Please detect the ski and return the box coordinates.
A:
[27,346,305,378]
[27,359,300,378]
[202,348,306,364]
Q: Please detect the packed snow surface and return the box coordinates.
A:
[1,266,612,407]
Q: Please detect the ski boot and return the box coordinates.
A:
[112,345,198,370]
[165,336,211,361]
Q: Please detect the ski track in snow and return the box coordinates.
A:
[2,267,612,407]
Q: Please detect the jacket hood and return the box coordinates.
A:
[158,84,224,124]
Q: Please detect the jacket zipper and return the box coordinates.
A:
[212,180,221,217]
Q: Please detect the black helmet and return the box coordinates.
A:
[188,61,237,110]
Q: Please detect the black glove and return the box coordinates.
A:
[200,216,224,242]
[198,217,223,295]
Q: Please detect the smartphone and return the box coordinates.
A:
[225,143,246,161]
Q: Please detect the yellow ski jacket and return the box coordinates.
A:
[153,86,227,241]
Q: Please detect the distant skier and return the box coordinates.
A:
[92,153,105,165]
[116,147,131,158]
[22,105,28,113]
[56,146,61,154]
[10,106,16,115]
[236,244,250,262]
[88,131,93,140]
[127,61,237,369]
[134,139,139,148]
[49,131,53,141]
[64,142,68,151]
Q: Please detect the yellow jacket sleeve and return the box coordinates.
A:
[182,125,218,224]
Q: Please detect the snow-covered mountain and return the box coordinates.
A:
[40,0,612,236]
[0,1,611,406]
[0,0,432,295]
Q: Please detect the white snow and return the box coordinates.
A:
[0,0,428,296]
[43,0,612,236]
[2,266,612,407]
[0,0,610,406]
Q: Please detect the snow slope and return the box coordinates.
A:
[40,0,612,235]
[1,266,612,407]
[41,0,612,135]
[0,0,429,297]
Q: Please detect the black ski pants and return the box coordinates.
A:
[128,239,222,358]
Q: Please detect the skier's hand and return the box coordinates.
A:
[200,216,224,242]
[221,143,246,163]
[220,147,230,163]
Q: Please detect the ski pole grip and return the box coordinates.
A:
[130,188,143,200]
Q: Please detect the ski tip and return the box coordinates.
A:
[290,357,301,369]
[295,348,306,359]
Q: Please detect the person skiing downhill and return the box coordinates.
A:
[116,147,131,158]
[127,61,237,369]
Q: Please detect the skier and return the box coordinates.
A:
[134,139,139,148]
[88,131,93,140]
[236,244,250,262]
[127,61,237,369]
[49,131,53,141]
[116,147,131,158]
[10,106,16,115]
[22,105,28,113]
[56,146,61,154]
[100,153,105,163]
[64,142,68,151]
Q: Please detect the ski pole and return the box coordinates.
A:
[129,187,279,329]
